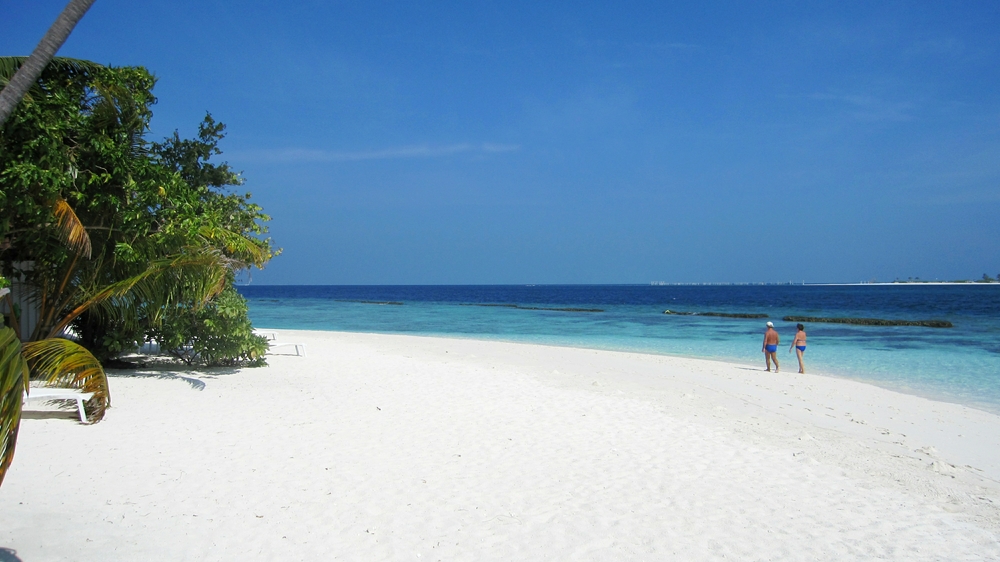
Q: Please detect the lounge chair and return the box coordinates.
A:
[24,388,95,423]
[267,342,306,357]
[254,329,279,341]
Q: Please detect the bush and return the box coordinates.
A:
[72,310,147,363]
[148,286,267,367]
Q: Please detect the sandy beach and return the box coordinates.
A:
[2,329,999,561]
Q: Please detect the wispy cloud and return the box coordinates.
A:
[646,41,703,52]
[807,92,916,122]
[232,143,520,163]
[480,143,522,153]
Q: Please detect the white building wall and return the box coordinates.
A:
[0,262,41,341]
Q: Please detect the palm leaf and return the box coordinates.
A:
[49,250,229,338]
[197,225,270,268]
[53,198,92,259]
[0,327,30,487]
[22,338,109,423]
[0,56,104,83]
[0,56,105,103]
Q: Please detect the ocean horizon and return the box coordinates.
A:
[239,284,1000,414]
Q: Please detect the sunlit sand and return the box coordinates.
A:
[2,330,998,560]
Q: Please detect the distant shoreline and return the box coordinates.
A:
[647,281,1000,287]
[808,282,1000,286]
[238,282,1000,287]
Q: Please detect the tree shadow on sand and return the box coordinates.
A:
[105,363,244,392]
[20,410,79,421]
[0,548,23,562]
[21,364,246,421]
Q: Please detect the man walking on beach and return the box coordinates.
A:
[762,321,779,372]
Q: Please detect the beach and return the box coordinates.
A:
[2,329,999,560]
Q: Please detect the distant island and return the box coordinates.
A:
[890,274,998,284]
[650,273,1000,286]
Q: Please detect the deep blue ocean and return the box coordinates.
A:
[238,284,1000,414]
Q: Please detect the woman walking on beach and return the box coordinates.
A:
[762,321,779,372]
[790,323,807,374]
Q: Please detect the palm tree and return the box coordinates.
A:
[0,52,273,487]
[0,320,108,487]
[0,0,97,127]
[0,203,110,488]
[0,322,29,488]
[0,204,235,488]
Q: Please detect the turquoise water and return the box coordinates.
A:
[239,285,1000,414]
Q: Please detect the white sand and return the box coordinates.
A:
[2,330,999,561]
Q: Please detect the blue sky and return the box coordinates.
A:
[4,1,1000,284]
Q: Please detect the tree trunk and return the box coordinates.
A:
[0,0,97,127]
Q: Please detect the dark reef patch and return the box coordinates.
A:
[462,303,604,313]
[663,310,768,319]
[782,316,953,328]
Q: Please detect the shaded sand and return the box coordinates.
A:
[2,330,999,560]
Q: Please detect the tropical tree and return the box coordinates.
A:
[1,57,273,361]
[1,56,275,486]
[1,58,225,335]
[1,271,112,487]
[0,315,29,488]
[136,116,273,365]
[0,0,97,127]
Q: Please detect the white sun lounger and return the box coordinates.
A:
[268,342,306,357]
[254,330,279,341]
[24,388,95,423]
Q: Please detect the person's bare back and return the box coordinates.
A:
[762,322,780,372]
[764,328,779,346]
[790,324,807,373]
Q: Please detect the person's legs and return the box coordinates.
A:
[765,351,772,371]
[770,351,779,372]
[796,349,805,373]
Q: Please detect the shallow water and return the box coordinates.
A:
[239,284,1000,413]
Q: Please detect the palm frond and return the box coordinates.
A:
[197,225,270,268]
[53,198,92,258]
[0,57,28,86]
[49,250,229,338]
[89,76,148,136]
[0,327,30,487]
[22,338,109,423]
[0,56,104,83]
[0,56,105,108]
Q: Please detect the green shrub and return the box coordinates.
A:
[72,310,147,363]
[148,286,267,367]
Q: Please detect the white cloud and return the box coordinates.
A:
[807,92,916,122]
[232,143,520,163]
[481,143,521,153]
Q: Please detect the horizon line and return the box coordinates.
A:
[233,281,1000,287]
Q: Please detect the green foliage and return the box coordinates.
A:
[1,57,276,367]
[0,317,111,488]
[72,308,147,363]
[0,325,29,487]
[22,337,110,421]
[148,285,267,367]
[1,58,167,341]
[2,272,111,489]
